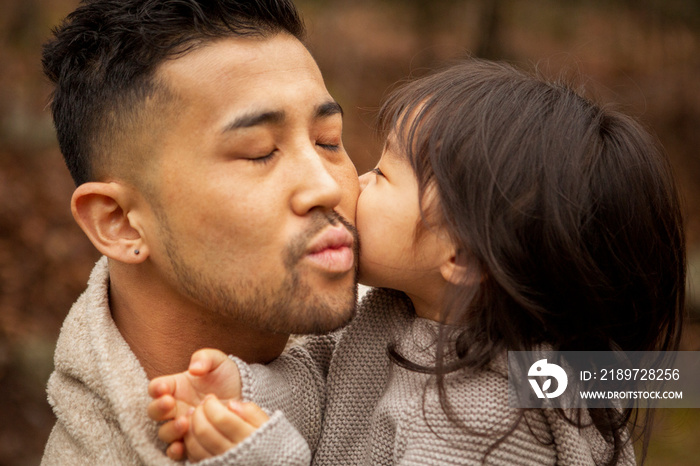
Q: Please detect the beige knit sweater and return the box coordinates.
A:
[223,287,636,466]
[43,258,634,465]
[42,257,310,465]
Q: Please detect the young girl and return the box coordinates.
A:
[148,59,685,465]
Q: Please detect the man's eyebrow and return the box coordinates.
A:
[315,100,343,119]
[221,101,341,133]
[222,110,285,133]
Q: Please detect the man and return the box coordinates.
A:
[41,0,360,464]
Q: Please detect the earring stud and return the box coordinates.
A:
[134,249,140,255]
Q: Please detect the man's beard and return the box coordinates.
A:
[161,210,359,335]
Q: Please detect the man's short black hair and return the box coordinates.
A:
[43,0,305,186]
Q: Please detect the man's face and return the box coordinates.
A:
[140,33,360,335]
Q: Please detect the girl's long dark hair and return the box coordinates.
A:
[380,59,685,465]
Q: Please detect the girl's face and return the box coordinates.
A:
[356,133,455,320]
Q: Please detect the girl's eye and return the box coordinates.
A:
[372,167,384,177]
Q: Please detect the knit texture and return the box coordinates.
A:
[243,333,337,454]
[194,410,311,466]
[42,257,173,465]
[42,257,311,465]
[238,287,636,465]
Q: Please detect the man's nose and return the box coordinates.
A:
[290,150,343,216]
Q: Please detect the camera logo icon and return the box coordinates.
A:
[528,359,568,399]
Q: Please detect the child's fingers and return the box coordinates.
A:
[228,400,270,429]
[165,441,186,461]
[188,400,237,457]
[184,425,217,462]
[198,396,257,446]
[157,415,189,444]
[188,348,229,376]
[147,395,176,422]
[148,377,177,398]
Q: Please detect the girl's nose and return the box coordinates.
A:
[358,171,372,192]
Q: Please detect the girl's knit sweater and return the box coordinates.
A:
[205,287,634,465]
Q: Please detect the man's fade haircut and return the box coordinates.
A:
[42,0,306,186]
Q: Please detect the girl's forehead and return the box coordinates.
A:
[382,134,400,157]
[382,134,413,167]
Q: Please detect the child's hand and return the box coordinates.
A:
[147,349,243,459]
[185,395,269,462]
[148,348,242,418]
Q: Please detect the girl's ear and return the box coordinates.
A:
[440,250,480,287]
[71,182,148,263]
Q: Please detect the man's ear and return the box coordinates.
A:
[439,250,480,287]
[71,182,148,263]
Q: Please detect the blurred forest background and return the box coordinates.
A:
[1,0,699,464]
